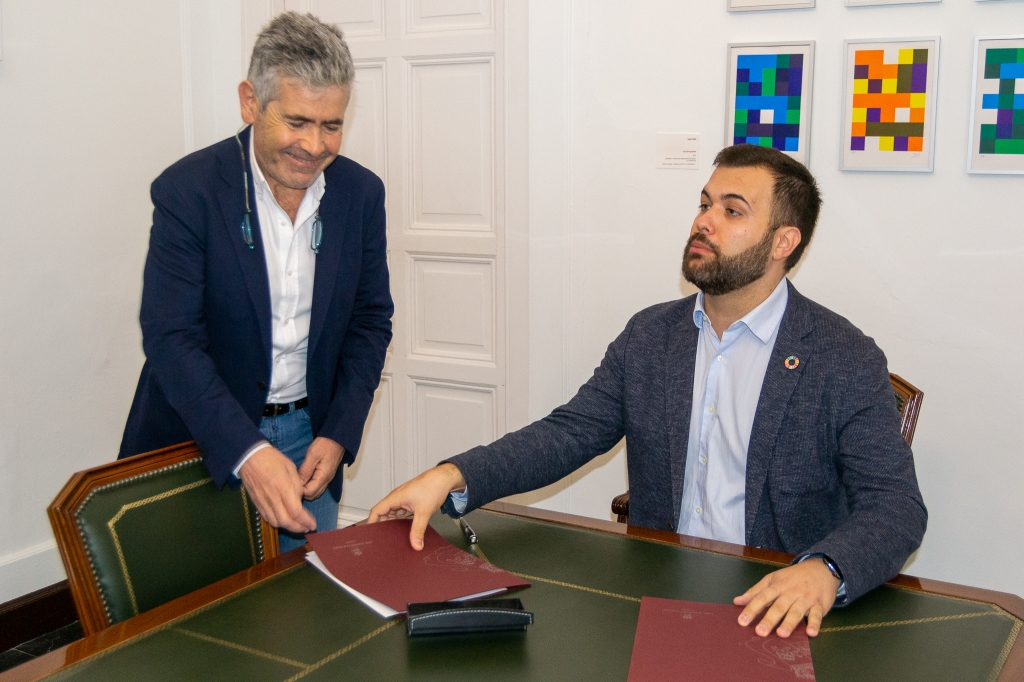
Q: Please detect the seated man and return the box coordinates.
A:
[369,144,927,639]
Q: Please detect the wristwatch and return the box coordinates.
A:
[793,552,848,606]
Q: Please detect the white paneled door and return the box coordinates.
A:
[241,0,526,524]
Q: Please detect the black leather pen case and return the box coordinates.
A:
[405,598,534,636]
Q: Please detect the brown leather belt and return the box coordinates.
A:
[262,397,309,417]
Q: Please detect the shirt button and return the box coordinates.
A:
[287,270,295,276]
[709,405,715,414]
[280,220,287,227]
[717,355,723,362]
[695,507,702,515]
[701,456,707,464]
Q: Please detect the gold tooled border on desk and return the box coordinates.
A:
[988,618,1021,682]
[175,628,308,668]
[512,572,641,604]
[281,621,400,682]
[45,565,307,681]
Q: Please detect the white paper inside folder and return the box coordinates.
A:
[306,552,509,619]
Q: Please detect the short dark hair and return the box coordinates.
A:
[713,145,821,270]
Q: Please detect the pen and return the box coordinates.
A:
[458,517,478,545]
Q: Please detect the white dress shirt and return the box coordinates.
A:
[233,137,325,475]
[677,278,789,544]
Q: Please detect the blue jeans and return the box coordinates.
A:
[258,407,339,553]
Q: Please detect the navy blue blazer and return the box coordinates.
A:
[119,128,393,500]
[446,282,927,602]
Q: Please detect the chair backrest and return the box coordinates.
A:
[611,372,924,524]
[48,442,278,635]
[889,373,924,446]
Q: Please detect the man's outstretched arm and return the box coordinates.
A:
[368,464,467,549]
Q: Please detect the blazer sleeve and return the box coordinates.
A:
[318,182,393,459]
[803,342,928,602]
[443,315,640,514]
[139,175,266,486]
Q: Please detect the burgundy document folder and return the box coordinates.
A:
[627,597,816,681]
[306,520,529,615]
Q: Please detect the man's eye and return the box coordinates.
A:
[287,121,303,130]
[698,203,710,212]
[323,125,342,135]
[726,208,740,216]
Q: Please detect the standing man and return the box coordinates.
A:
[120,13,393,551]
[370,145,926,638]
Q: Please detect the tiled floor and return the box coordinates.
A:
[0,622,83,673]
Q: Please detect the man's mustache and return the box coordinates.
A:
[685,233,720,257]
[283,146,332,164]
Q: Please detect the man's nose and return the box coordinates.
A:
[299,127,326,157]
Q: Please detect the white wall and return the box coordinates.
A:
[0,0,241,603]
[523,0,1024,599]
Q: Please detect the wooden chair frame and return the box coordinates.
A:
[48,442,279,635]
[612,372,924,524]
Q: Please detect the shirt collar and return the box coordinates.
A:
[692,277,790,344]
[248,130,326,205]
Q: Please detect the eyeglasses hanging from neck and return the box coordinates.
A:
[235,127,323,255]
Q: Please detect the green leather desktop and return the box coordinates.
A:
[5,504,1021,682]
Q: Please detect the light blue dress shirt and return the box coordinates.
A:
[677,278,788,544]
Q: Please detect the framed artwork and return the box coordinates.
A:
[840,37,940,172]
[725,42,815,165]
[728,0,814,11]
[967,35,1024,174]
[846,0,939,5]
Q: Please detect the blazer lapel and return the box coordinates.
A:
[665,298,700,530]
[744,281,813,539]
[308,176,353,358]
[216,128,273,359]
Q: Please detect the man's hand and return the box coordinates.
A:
[367,464,466,551]
[298,437,345,501]
[239,447,317,534]
[733,559,840,638]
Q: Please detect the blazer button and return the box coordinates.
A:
[257,381,268,391]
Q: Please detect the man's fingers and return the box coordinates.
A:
[409,509,431,551]
[775,600,810,638]
[755,595,795,637]
[806,604,824,637]
[737,583,778,626]
[734,575,771,607]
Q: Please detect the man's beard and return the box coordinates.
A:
[681,228,775,296]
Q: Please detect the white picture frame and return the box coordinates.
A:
[725,41,815,166]
[728,0,814,11]
[846,0,939,6]
[967,35,1024,174]
[840,37,940,172]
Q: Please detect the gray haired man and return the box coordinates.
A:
[119,13,393,552]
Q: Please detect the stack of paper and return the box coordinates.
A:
[627,597,816,681]
[305,520,529,618]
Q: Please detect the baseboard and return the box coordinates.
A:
[0,581,77,652]
[338,506,368,528]
[0,541,66,605]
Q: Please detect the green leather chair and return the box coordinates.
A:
[611,372,924,524]
[49,442,278,635]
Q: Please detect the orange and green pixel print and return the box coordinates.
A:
[850,49,929,153]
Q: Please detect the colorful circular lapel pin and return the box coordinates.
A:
[784,355,800,370]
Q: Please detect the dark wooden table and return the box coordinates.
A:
[3,502,1021,681]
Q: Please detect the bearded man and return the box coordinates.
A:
[369,145,927,638]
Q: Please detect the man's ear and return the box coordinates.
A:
[773,225,802,263]
[238,81,261,125]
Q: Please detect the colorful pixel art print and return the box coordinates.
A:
[725,42,815,165]
[841,38,940,172]
[968,35,1024,174]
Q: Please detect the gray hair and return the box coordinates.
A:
[247,12,354,106]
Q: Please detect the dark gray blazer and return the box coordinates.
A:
[446,281,927,602]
